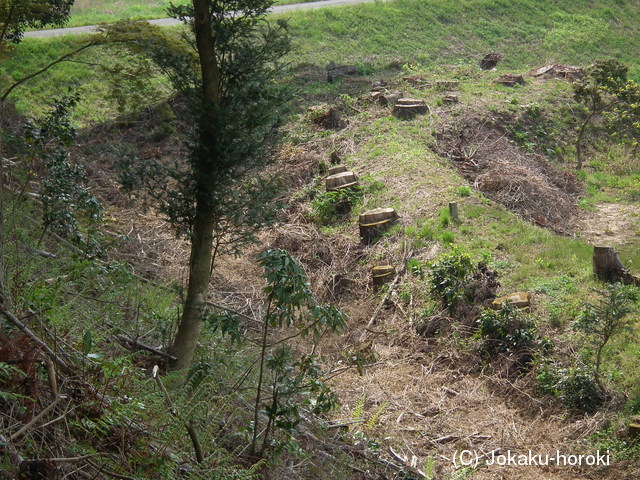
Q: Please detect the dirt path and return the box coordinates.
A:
[24,0,385,38]
[577,202,640,246]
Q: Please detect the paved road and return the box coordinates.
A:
[24,0,383,38]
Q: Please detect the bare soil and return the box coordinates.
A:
[577,203,640,246]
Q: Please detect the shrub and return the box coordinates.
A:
[573,283,639,385]
[557,368,605,413]
[476,304,542,355]
[536,363,606,413]
[311,186,362,225]
[457,185,472,197]
[428,248,473,313]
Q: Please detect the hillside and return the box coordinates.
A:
[1,1,640,479]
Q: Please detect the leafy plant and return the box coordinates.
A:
[251,249,347,455]
[536,362,605,413]
[557,367,605,413]
[573,58,640,169]
[475,303,543,355]
[428,248,473,313]
[573,283,639,386]
[311,186,363,225]
[22,94,104,252]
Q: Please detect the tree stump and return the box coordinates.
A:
[327,165,348,175]
[480,52,502,70]
[496,73,525,87]
[443,94,459,103]
[372,265,396,289]
[379,91,403,106]
[593,246,640,285]
[491,292,531,310]
[371,90,386,102]
[330,151,342,164]
[394,98,429,118]
[359,208,398,244]
[312,107,347,130]
[449,201,459,221]
[326,171,358,191]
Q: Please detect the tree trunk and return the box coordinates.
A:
[576,110,596,170]
[168,205,216,370]
[167,0,223,370]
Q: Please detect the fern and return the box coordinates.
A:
[351,396,365,421]
[365,401,388,430]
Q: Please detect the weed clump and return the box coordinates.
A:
[476,304,541,355]
[311,186,363,225]
[536,363,605,413]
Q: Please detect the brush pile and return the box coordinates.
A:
[435,117,581,233]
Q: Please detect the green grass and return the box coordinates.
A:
[67,0,178,27]
[65,0,325,28]
[283,0,640,79]
[5,0,640,122]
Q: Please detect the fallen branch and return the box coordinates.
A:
[46,453,105,463]
[86,460,136,480]
[10,395,67,441]
[0,433,24,464]
[2,309,69,373]
[389,446,427,478]
[113,334,176,361]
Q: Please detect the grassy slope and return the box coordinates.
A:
[5,0,640,121]
[284,0,640,77]
[2,0,637,391]
[279,0,640,441]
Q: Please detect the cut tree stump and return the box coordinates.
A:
[492,292,531,310]
[449,201,459,221]
[330,151,342,164]
[379,91,403,106]
[327,165,348,175]
[311,106,347,130]
[370,90,386,102]
[593,246,640,286]
[326,171,358,191]
[533,64,583,80]
[394,98,429,118]
[372,265,396,289]
[480,52,502,70]
[443,94,459,103]
[359,208,398,244]
[496,73,525,87]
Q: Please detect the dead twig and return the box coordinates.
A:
[10,395,67,441]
